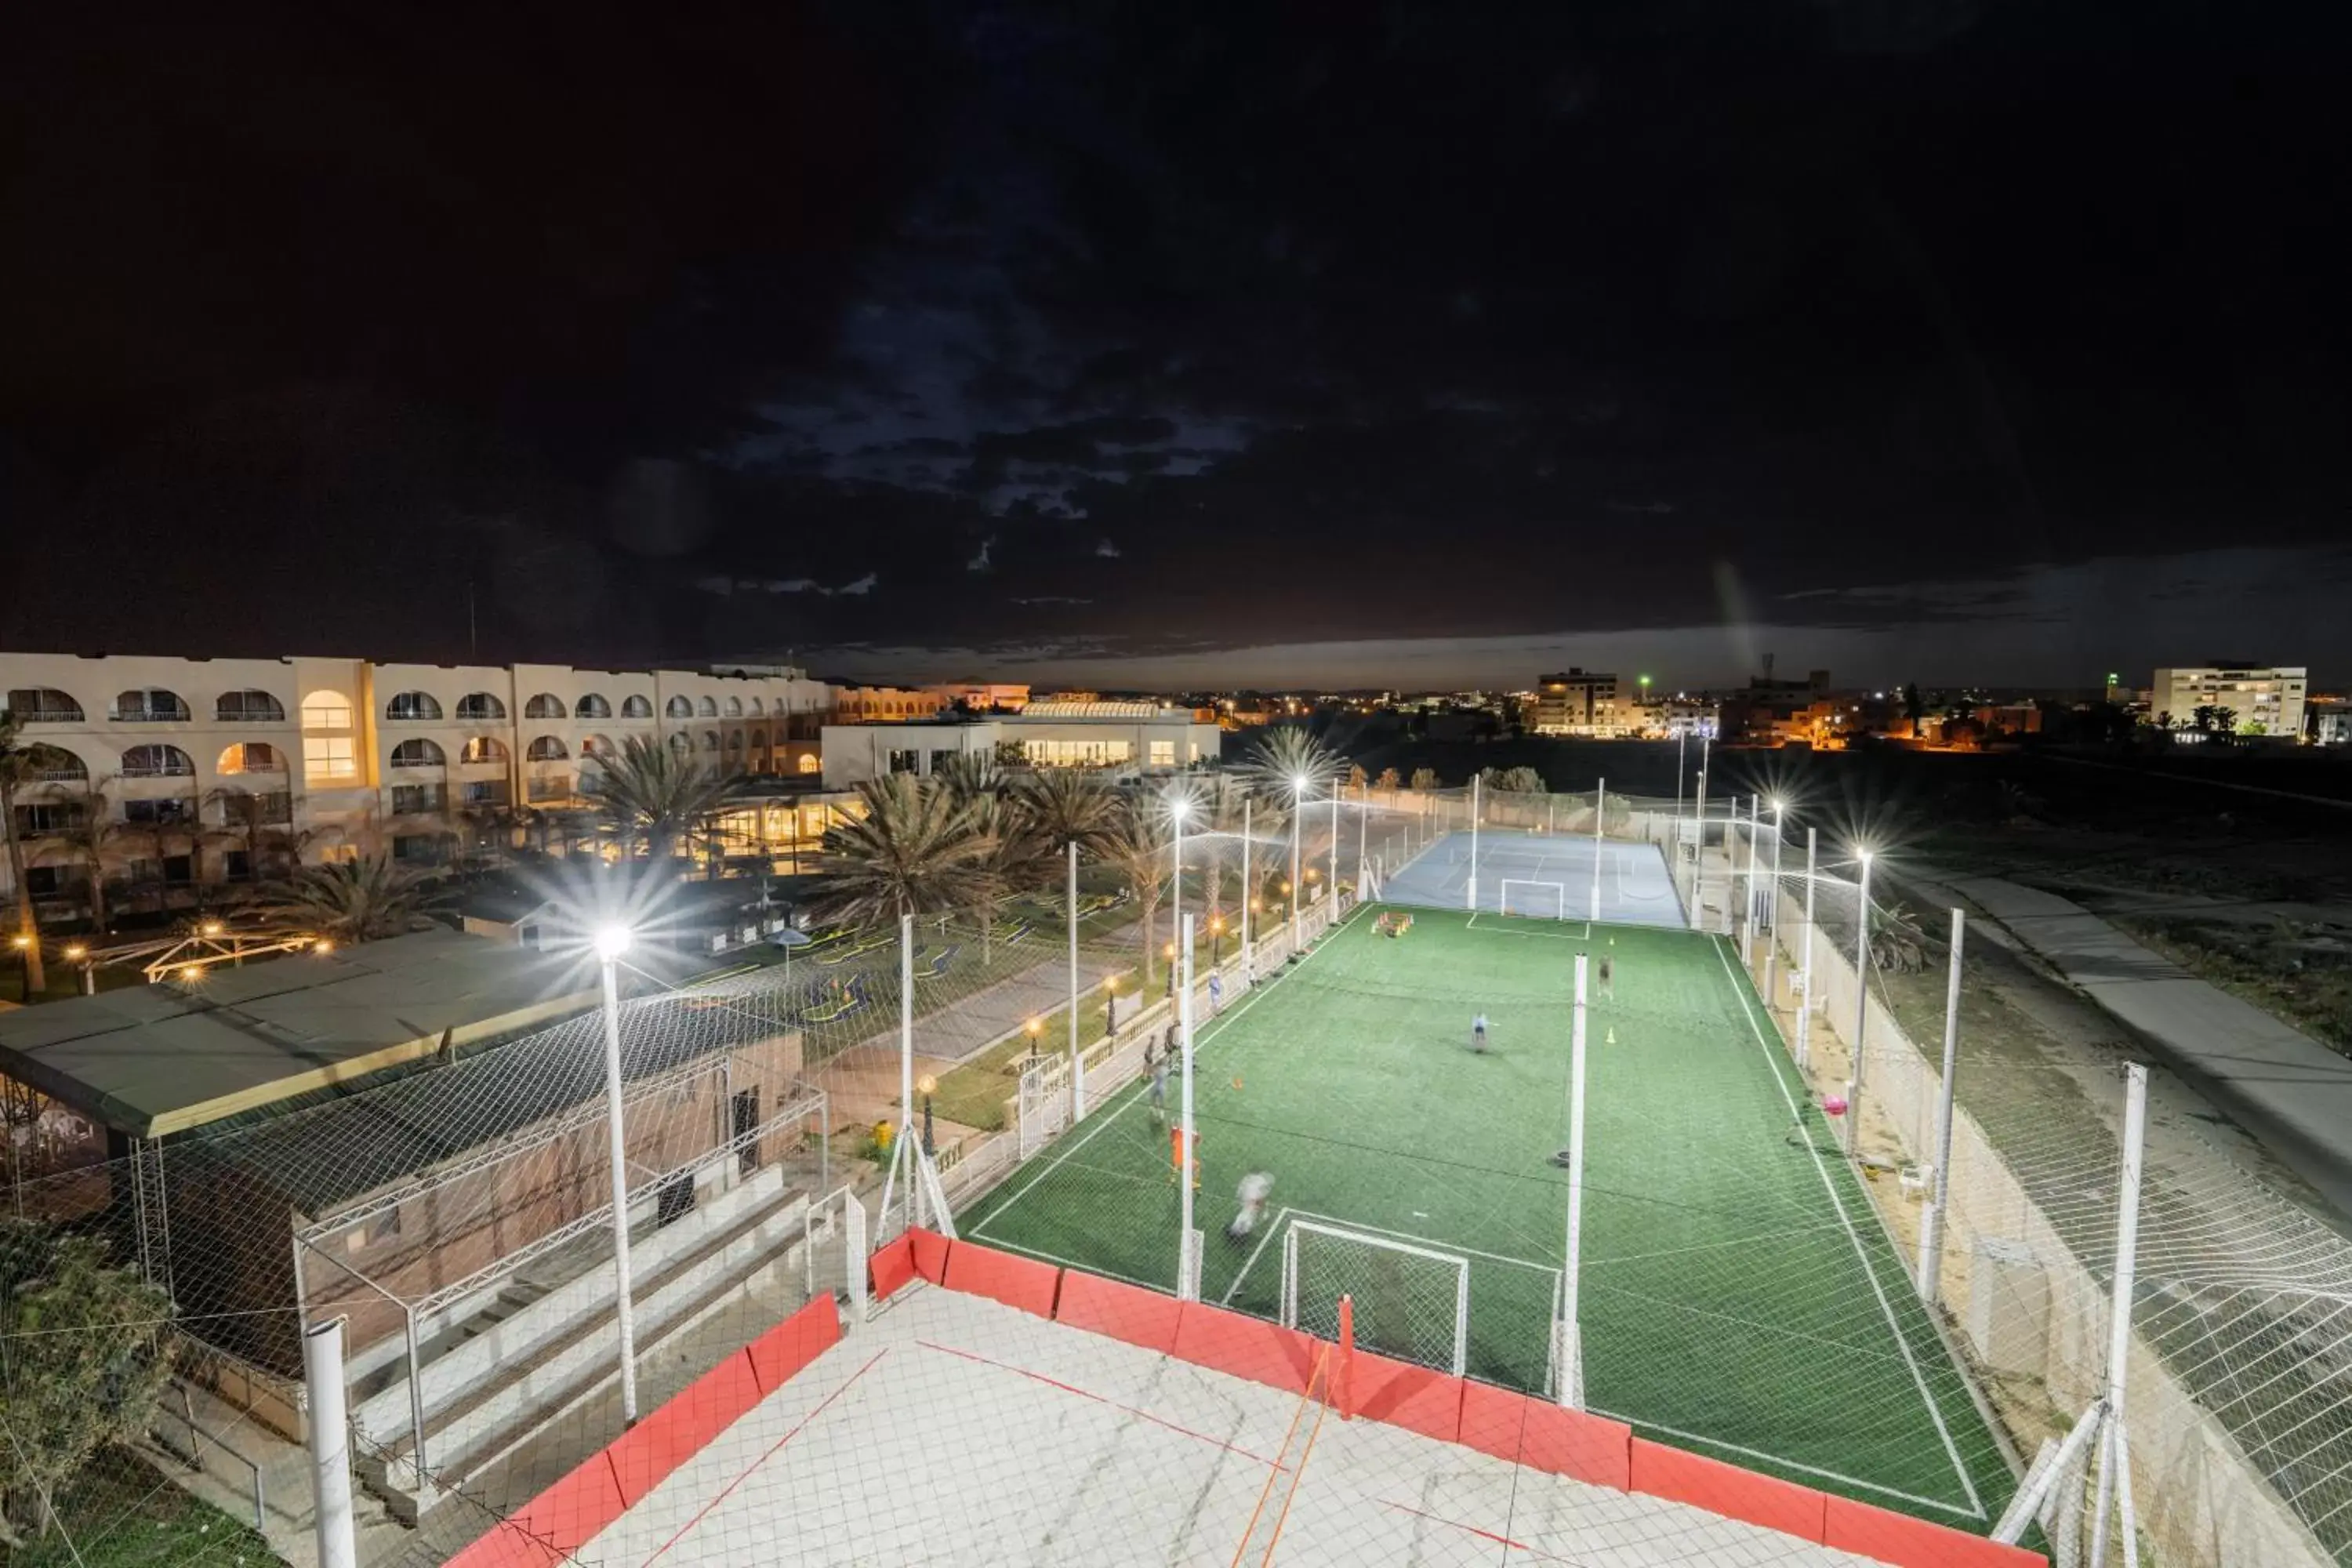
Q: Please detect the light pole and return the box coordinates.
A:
[1763,799,1786,1001]
[1847,849,1873,1157]
[1170,795,1191,963]
[593,924,641,1425]
[1328,789,1339,906]
[64,942,93,996]
[1290,775,1307,951]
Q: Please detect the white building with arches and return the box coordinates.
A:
[1,652,834,914]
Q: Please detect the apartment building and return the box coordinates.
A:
[0,652,833,912]
[924,682,1031,713]
[1529,670,1628,736]
[2151,664,2308,739]
[829,686,947,722]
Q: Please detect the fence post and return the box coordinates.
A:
[303,1317,359,1568]
[1176,914,1200,1301]
[1918,909,1965,1301]
[1068,841,1083,1119]
[1846,850,1872,1156]
[1559,951,1589,1409]
[1590,779,1605,923]
[1797,829,1817,1070]
[2089,1063,2149,1568]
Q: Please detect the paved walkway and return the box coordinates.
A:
[1951,876,2352,1218]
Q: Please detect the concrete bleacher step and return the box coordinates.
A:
[355,1171,812,1522]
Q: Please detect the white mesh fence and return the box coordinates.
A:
[1280,1218,1471,1377]
[1729,814,2350,1567]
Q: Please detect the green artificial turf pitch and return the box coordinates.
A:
[960,904,2014,1527]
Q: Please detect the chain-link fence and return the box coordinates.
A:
[1726,813,2348,1567]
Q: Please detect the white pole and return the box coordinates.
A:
[1919,909,1965,1301]
[1690,762,1708,932]
[1847,851,1872,1157]
[1590,778,1606,923]
[1068,842,1083,1120]
[1171,803,1184,963]
[1561,952,1589,1408]
[1798,828,1817,1070]
[302,1318,360,1568]
[1468,774,1481,910]
[1674,729,1686,842]
[1763,802,1785,1001]
[1178,913,1198,1300]
[1329,791,1339,908]
[1741,797,1760,966]
[1356,797,1367,893]
[2089,1062,2149,1568]
[1290,789,1304,953]
[1242,799,1254,978]
[900,913,916,1225]
[597,951,641,1424]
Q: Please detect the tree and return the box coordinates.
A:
[1902,684,1926,727]
[1186,774,1273,940]
[1495,766,1545,795]
[1241,725,1346,802]
[1095,800,1173,990]
[258,855,452,942]
[0,1221,177,1546]
[805,774,993,927]
[1346,763,1368,791]
[34,779,123,935]
[2151,710,2173,731]
[1374,767,1400,792]
[2212,706,2239,737]
[585,735,740,865]
[1408,767,1439,792]
[964,791,1050,964]
[0,711,60,993]
[2191,704,2219,734]
[1014,769,1119,856]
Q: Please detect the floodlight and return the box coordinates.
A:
[201,920,223,937]
[9,934,29,950]
[1169,797,1192,821]
[917,1074,938,1097]
[1291,772,1311,795]
[593,924,633,960]
[64,944,87,961]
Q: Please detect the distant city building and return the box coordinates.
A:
[2151,665,2308,739]
[924,682,1030,713]
[1716,666,1833,744]
[1530,670,1628,736]
[1656,698,1719,739]
[2310,702,2349,746]
[819,702,1219,788]
[830,686,948,723]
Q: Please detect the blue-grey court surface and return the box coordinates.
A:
[1381,829,1686,929]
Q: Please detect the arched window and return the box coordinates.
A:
[24,745,88,782]
[215,689,286,721]
[666,695,693,718]
[114,688,190,723]
[579,734,615,759]
[386,691,443,721]
[621,695,653,718]
[459,736,508,764]
[390,739,446,768]
[302,690,354,729]
[702,730,721,752]
[726,729,745,751]
[797,753,820,775]
[5,688,83,723]
[669,732,692,757]
[750,728,768,750]
[524,693,567,719]
[121,743,195,778]
[697,696,718,717]
[724,695,744,717]
[527,735,568,761]
[456,692,506,720]
[576,692,612,718]
[750,697,765,715]
[217,742,283,775]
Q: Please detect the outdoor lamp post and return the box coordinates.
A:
[1169,796,1191,960]
[1764,798,1787,999]
[63,942,93,995]
[593,924,642,1425]
[916,1074,938,1156]
[1290,775,1308,951]
[1210,914,1225,964]
[1848,849,1873,1157]
[1025,1015,1042,1064]
[10,933,32,996]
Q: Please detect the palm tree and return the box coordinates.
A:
[258,855,454,942]
[805,774,995,926]
[1186,774,1272,940]
[1408,767,1439,792]
[45,779,126,934]
[1016,768,1119,855]
[966,791,1051,964]
[1374,768,1400,793]
[934,752,1005,805]
[1242,725,1347,800]
[0,710,53,991]
[585,735,741,866]
[1096,800,1174,990]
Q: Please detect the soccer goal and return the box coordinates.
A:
[1280,1218,1470,1377]
[1499,878,1569,920]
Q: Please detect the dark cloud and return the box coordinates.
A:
[4,2,2347,685]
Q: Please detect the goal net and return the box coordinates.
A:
[1499,879,1569,920]
[1280,1219,1470,1377]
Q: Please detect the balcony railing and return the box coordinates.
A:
[111,710,192,724]
[120,762,196,779]
[33,767,89,782]
[11,708,83,724]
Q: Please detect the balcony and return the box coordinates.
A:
[12,707,83,724]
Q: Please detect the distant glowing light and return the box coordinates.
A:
[594,925,633,960]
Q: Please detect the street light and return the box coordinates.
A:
[1210,914,1225,964]
[916,1074,938,1156]
[1289,775,1309,953]
[593,923,641,1424]
[1169,795,1192,964]
[1024,1015,1043,1064]
[1848,848,1874,1158]
[64,943,93,996]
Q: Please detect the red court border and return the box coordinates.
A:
[444,1232,2042,1568]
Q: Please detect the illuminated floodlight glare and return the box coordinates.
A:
[1291,772,1311,795]
[1169,796,1192,821]
[593,924,633,961]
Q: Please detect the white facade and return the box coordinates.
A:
[819,707,1220,789]
[2151,666,2308,739]
[1530,670,1628,736]
[1,651,833,906]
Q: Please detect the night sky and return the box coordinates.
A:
[4,3,2347,690]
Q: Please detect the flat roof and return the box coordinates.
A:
[0,928,599,1138]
